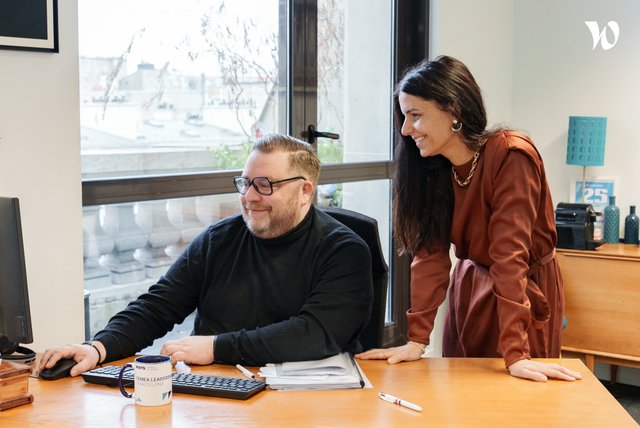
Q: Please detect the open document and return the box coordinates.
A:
[258,352,372,390]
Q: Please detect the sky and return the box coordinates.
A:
[78,0,279,75]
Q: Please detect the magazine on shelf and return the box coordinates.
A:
[258,352,372,391]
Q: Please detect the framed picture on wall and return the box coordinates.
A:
[0,0,59,53]
[569,177,617,241]
[569,177,617,210]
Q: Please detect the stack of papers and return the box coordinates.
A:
[258,352,372,390]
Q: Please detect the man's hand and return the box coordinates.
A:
[508,359,582,382]
[355,342,424,364]
[39,343,102,377]
[160,335,215,365]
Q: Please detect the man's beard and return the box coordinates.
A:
[242,199,300,239]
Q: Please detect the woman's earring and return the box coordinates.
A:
[451,120,463,132]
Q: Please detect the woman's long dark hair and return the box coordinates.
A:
[393,55,488,254]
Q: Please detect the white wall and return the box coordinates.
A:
[0,1,84,351]
[432,0,640,210]
[430,0,640,385]
[430,0,515,126]
[426,0,516,358]
[511,0,640,388]
[512,0,640,214]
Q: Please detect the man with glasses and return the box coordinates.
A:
[41,134,373,376]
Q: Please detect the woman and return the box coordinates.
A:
[357,56,581,382]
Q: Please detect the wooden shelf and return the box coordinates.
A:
[560,243,640,261]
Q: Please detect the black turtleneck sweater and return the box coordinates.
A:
[94,205,373,366]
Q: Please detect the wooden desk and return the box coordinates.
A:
[1,358,636,427]
[557,244,640,376]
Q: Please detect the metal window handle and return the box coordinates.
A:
[302,124,340,145]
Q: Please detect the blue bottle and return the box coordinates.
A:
[624,205,639,245]
[603,196,620,244]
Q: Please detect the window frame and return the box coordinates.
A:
[383,0,430,346]
[80,0,429,347]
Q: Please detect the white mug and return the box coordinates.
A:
[117,355,173,406]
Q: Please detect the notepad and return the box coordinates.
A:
[258,352,372,390]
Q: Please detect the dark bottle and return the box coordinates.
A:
[603,196,620,244]
[623,205,639,244]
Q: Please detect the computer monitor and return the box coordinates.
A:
[0,197,35,362]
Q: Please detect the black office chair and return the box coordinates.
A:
[318,205,389,350]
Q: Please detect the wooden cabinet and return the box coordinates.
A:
[0,361,33,411]
[557,243,640,376]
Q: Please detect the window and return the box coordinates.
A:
[79,0,283,180]
[81,0,428,346]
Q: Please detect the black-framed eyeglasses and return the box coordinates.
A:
[233,176,306,196]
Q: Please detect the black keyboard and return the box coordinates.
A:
[81,365,266,400]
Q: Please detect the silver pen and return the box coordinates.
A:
[379,392,423,412]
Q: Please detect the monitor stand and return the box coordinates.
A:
[0,336,36,365]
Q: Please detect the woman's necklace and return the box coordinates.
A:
[451,148,481,187]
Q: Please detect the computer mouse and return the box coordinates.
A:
[39,358,78,380]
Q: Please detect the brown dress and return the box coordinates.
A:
[406,130,563,367]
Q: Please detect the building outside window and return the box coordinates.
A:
[79,0,420,347]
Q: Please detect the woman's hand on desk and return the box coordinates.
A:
[355,343,424,364]
[508,359,582,382]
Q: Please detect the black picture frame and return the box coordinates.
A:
[0,0,59,53]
